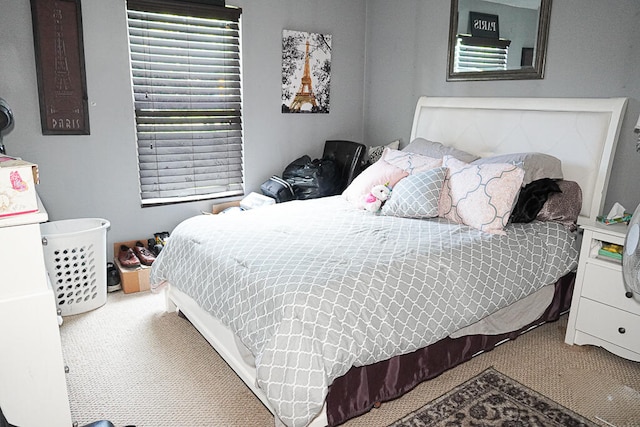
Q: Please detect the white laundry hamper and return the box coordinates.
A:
[41,218,110,316]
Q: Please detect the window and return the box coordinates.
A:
[126,0,243,205]
[454,35,509,73]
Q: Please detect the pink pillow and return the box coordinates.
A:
[342,159,408,208]
[382,148,442,174]
[439,156,525,235]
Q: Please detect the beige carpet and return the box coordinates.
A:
[59,291,640,427]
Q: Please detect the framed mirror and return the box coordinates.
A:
[447,0,552,81]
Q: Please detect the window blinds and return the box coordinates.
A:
[454,36,509,72]
[126,1,243,204]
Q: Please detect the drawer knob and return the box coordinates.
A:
[618,327,626,334]
[626,291,634,298]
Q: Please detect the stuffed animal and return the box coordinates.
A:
[364,184,391,212]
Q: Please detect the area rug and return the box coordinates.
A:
[388,367,598,427]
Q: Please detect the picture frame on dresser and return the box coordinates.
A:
[565,220,640,362]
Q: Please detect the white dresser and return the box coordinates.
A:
[565,220,640,361]
[0,196,72,426]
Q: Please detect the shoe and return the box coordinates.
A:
[118,245,141,268]
[133,241,156,266]
[106,262,121,292]
[153,243,164,256]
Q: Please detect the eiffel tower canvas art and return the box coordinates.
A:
[282,30,332,114]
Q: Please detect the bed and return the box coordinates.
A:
[150,96,627,427]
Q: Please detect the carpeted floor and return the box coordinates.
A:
[59,290,640,427]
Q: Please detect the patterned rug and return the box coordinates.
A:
[388,367,598,427]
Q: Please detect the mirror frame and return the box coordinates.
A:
[447,0,552,81]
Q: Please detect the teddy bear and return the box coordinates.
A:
[364,184,391,212]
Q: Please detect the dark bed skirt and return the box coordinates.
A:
[325,272,576,426]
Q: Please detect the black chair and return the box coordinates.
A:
[322,140,366,193]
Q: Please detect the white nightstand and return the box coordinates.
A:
[565,220,640,361]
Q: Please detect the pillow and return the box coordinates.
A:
[472,152,563,186]
[381,167,447,219]
[536,180,582,231]
[402,137,479,163]
[438,156,525,235]
[342,158,408,208]
[382,147,442,175]
[368,140,400,164]
[510,178,562,223]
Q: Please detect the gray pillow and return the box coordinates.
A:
[382,167,446,219]
[536,180,582,231]
[472,152,562,185]
[402,138,479,163]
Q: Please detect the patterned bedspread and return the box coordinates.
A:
[150,196,578,427]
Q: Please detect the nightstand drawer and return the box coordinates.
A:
[576,298,640,354]
[582,263,640,315]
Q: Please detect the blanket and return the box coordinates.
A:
[150,196,578,427]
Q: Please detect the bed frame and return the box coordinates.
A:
[164,96,628,427]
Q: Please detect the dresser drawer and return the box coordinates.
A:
[576,298,640,354]
[581,263,640,315]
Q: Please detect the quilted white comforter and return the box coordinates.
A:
[150,196,578,427]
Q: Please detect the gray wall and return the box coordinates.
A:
[363,0,640,215]
[0,0,366,252]
[1,0,639,253]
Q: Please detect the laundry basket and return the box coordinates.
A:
[41,218,110,316]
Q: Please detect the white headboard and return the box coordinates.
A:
[410,96,628,224]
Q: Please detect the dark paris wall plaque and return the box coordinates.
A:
[31,0,90,135]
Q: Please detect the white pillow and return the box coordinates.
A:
[382,148,442,175]
[439,156,525,235]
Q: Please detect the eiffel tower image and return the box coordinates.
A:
[53,4,72,97]
[289,40,318,112]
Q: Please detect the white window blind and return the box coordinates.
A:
[454,36,509,73]
[126,0,243,205]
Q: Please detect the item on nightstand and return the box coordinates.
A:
[597,244,623,262]
[597,202,632,225]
